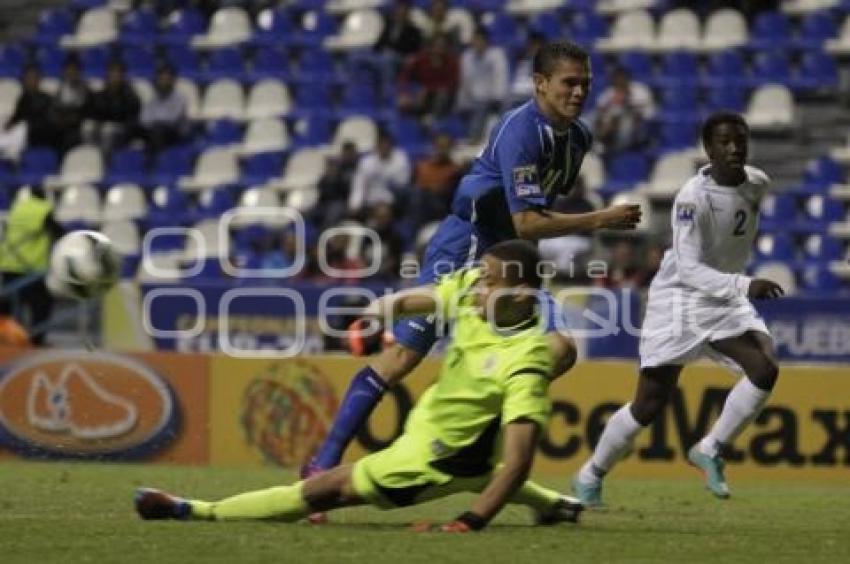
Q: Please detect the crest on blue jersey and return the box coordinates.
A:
[677,202,696,222]
[513,165,542,198]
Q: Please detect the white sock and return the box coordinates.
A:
[578,403,644,485]
[699,377,770,458]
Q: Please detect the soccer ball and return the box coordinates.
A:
[47,230,121,300]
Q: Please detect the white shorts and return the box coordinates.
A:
[639,288,771,373]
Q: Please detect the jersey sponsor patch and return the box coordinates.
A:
[676,202,696,222]
[513,165,542,198]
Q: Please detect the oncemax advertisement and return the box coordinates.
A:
[0,350,847,482]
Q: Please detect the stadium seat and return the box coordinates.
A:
[825,16,850,54]
[192,7,253,49]
[505,0,567,15]
[704,84,747,113]
[150,145,197,186]
[176,78,202,120]
[596,0,657,14]
[254,8,296,46]
[702,50,746,89]
[179,148,240,192]
[797,156,845,193]
[568,10,608,46]
[750,51,792,87]
[54,184,101,226]
[616,52,653,84]
[657,86,699,123]
[294,49,337,85]
[195,188,236,221]
[102,183,147,222]
[285,186,320,212]
[61,8,118,48]
[783,0,841,15]
[199,79,245,121]
[147,184,191,229]
[326,0,386,14]
[579,152,605,194]
[700,8,748,52]
[45,145,104,188]
[528,12,566,39]
[640,150,696,200]
[795,10,839,49]
[204,119,243,148]
[596,10,655,52]
[830,133,850,165]
[106,148,147,185]
[749,11,791,50]
[803,195,845,231]
[34,8,74,46]
[756,233,796,262]
[804,233,845,262]
[240,119,291,155]
[802,264,840,292]
[0,43,26,78]
[132,78,154,105]
[760,193,798,232]
[161,8,206,46]
[292,81,333,117]
[246,47,292,83]
[753,262,798,296]
[445,7,477,45]
[292,114,333,147]
[270,147,326,191]
[244,79,292,120]
[745,84,795,132]
[0,79,21,125]
[330,116,378,153]
[657,52,700,88]
[231,186,284,228]
[657,121,699,154]
[101,219,141,257]
[164,45,202,81]
[123,46,156,80]
[324,9,384,51]
[652,8,701,53]
[183,220,227,274]
[17,148,59,186]
[793,51,839,91]
[241,151,286,185]
[204,47,246,82]
[599,152,650,195]
[80,46,111,80]
[120,7,158,46]
[292,10,339,48]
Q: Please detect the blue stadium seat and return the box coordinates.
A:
[203,119,243,148]
[750,50,792,87]
[794,156,845,194]
[760,193,798,232]
[792,51,839,91]
[657,86,699,124]
[338,82,380,119]
[107,148,147,185]
[528,13,566,40]
[702,51,745,88]
[150,145,197,185]
[122,46,157,80]
[291,114,333,147]
[804,234,844,263]
[568,10,608,46]
[120,8,159,46]
[17,148,59,186]
[704,85,747,113]
[291,10,338,48]
[801,195,845,232]
[294,49,337,84]
[292,82,333,117]
[146,185,191,231]
[749,11,790,51]
[657,52,700,88]
[0,43,26,78]
[70,0,107,9]
[182,258,225,280]
[245,46,292,82]
[483,12,521,50]
[80,46,110,79]
[432,114,468,141]
[205,47,246,82]
[794,11,839,50]
[254,8,296,46]
[34,8,74,46]
[35,46,65,78]
[755,233,796,262]
[161,8,206,46]
[616,52,654,85]
[165,45,202,80]
[657,121,698,154]
[802,264,840,293]
[242,151,286,185]
[599,152,649,196]
[388,116,428,157]
[195,187,235,220]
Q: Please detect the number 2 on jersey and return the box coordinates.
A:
[733,210,747,236]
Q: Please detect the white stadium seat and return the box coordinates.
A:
[596,10,655,52]
[132,78,154,105]
[330,116,378,154]
[700,8,748,52]
[176,78,201,120]
[597,0,657,15]
[505,0,567,16]
[240,119,291,155]
[61,8,117,48]
[192,7,253,48]
[652,8,701,52]
[46,145,104,187]
[199,79,245,121]
[271,148,326,192]
[324,9,384,51]
[746,84,795,132]
[641,151,696,200]
[230,186,285,227]
[179,148,239,192]
[285,186,319,212]
[245,79,292,120]
[326,0,385,14]
[102,183,147,222]
[101,220,141,256]
[55,184,101,225]
[0,79,21,124]
[185,219,225,259]
[783,0,840,15]
[825,17,850,55]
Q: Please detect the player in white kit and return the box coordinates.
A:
[572,112,785,505]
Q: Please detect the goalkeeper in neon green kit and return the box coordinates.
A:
[135,240,583,531]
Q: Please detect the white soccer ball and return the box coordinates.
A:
[47,230,121,300]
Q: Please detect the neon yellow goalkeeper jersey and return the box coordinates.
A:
[403,267,555,476]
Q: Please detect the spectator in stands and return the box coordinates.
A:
[417,0,462,46]
[457,27,509,142]
[593,67,656,156]
[509,31,545,107]
[1,65,52,159]
[0,185,63,346]
[372,0,422,95]
[363,202,405,282]
[313,141,360,230]
[409,132,462,228]
[397,33,459,121]
[348,130,411,219]
[85,60,141,154]
[594,239,642,289]
[136,64,189,160]
[262,221,321,280]
[50,56,90,154]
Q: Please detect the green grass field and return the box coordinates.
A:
[1,461,848,564]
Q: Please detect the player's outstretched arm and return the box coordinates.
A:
[457,420,540,530]
[360,284,438,319]
[512,204,642,240]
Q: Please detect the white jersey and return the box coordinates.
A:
[640,165,772,369]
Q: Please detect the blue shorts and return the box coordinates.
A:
[393,215,569,355]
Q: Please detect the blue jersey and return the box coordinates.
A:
[451,99,593,242]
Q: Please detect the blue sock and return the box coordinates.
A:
[312,366,388,469]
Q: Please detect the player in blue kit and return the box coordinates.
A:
[304,40,642,484]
